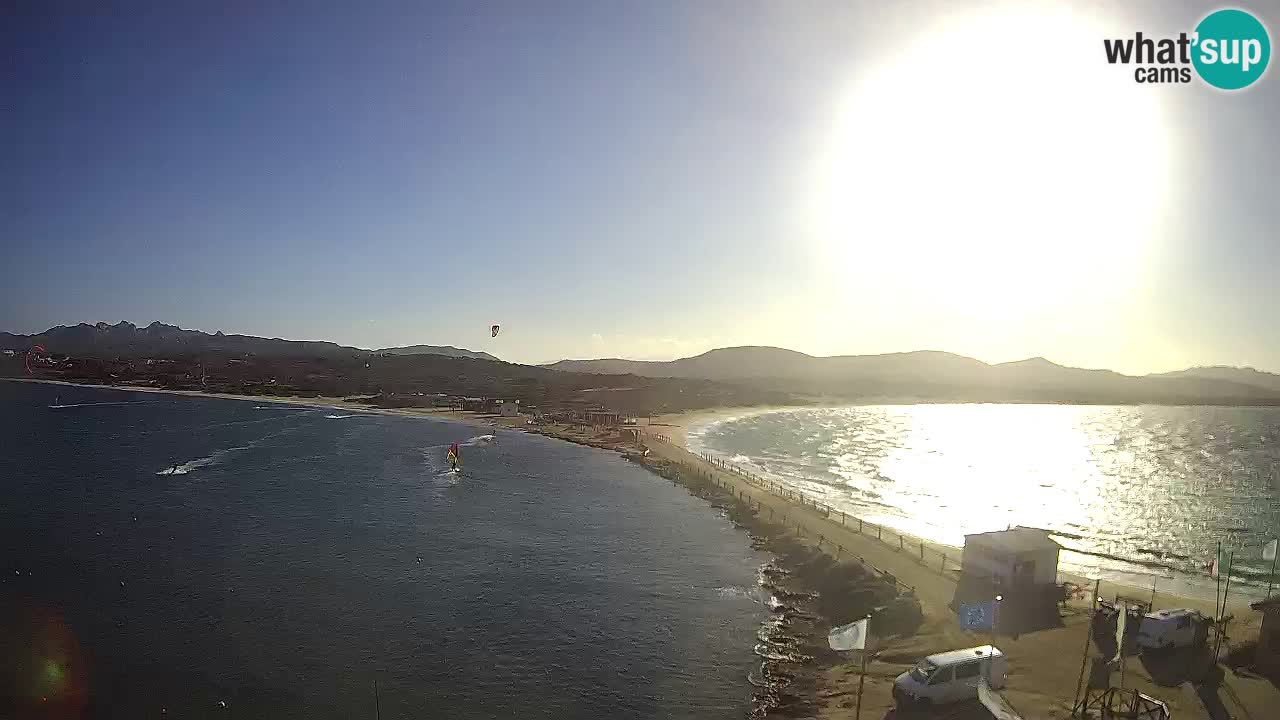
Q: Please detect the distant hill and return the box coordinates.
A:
[1,321,794,414]
[0,321,495,362]
[0,321,365,359]
[375,344,498,361]
[1153,366,1280,394]
[548,347,1280,405]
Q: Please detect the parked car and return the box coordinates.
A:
[893,645,1007,706]
[1137,608,1205,651]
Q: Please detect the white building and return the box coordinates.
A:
[960,527,1061,588]
[496,400,520,417]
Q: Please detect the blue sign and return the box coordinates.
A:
[959,601,995,630]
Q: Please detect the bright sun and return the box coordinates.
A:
[805,4,1175,326]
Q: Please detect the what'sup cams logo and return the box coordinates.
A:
[1104,8,1271,89]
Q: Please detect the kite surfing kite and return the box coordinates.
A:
[490,324,500,338]
[26,344,46,375]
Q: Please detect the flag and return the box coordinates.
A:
[828,617,869,651]
[1265,539,1278,562]
[1208,546,1227,578]
[1112,606,1126,663]
[978,680,1024,720]
[959,601,995,631]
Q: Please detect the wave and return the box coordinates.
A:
[324,414,358,419]
[463,434,496,446]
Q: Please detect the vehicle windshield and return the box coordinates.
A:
[910,661,938,683]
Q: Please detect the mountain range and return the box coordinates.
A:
[6,322,1280,406]
[547,347,1280,405]
[0,321,496,361]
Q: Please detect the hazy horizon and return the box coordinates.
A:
[5,1,1278,373]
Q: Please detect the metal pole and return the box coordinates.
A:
[374,679,382,720]
[854,615,871,720]
[1214,541,1222,619]
[1150,576,1157,609]
[1072,578,1101,714]
[1216,551,1235,659]
[1268,548,1278,599]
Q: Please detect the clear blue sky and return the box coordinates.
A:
[3,1,1278,371]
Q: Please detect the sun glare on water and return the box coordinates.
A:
[805,4,1174,327]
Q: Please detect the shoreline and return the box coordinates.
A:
[665,403,1276,612]
[4,377,651,455]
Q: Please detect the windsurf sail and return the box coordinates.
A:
[447,442,460,469]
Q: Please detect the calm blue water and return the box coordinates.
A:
[1,381,765,718]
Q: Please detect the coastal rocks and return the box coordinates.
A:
[639,456,924,718]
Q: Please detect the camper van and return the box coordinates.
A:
[893,645,1008,706]
[1137,608,1205,651]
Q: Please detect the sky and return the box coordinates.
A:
[3,1,1278,372]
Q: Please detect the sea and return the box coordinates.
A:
[0,381,767,718]
[688,404,1280,603]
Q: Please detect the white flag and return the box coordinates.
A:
[978,680,1024,720]
[828,617,869,651]
[1265,539,1278,562]
[1112,607,1127,664]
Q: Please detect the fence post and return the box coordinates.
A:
[877,525,881,541]
[920,541,925,560]
[841,511,846,525]
[941,554,946,573]
[899,536,904,552]
[858,518,863,533]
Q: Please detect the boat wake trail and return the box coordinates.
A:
[50,401,153,409]
[156,444,255,475]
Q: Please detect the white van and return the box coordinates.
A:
[893,646,1008,706]
[1137,608,1204,651]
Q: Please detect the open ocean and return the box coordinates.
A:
[688,405,1280,602]
[0,381,766,718]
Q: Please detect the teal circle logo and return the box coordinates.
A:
[1192,9,1271,90]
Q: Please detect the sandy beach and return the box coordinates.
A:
[5,377,650,459]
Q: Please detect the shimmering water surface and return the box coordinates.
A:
[1,381,766,718]
[689,405,1280,600]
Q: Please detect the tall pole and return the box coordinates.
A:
[1268,543,1278,599]
[1214,541,1223,620]
[1150,575,1157,609]
[854,648,867,720]
[374,679,382,720]
[1216,551,1235,660]
[1073,578,1101,715]
[989,595,1003,685]
[854,613,871,720]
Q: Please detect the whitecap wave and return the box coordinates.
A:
[324,414,357,419]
